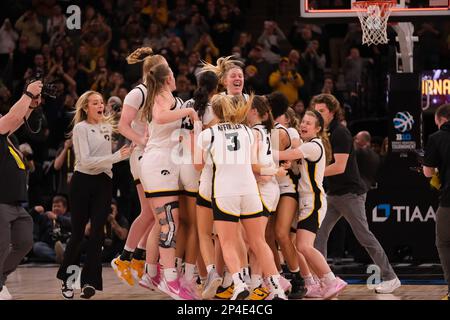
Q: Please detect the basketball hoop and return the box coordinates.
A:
[353,1,396,45]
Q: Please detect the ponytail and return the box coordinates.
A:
[193,71,219,120]
[141,63,171,122]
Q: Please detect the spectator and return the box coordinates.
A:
[15,10,44,52]
[142,0,169,26]
[82,15,112,61]
[211,5,237,56]
[54,137,75,196]
[31,195,72,263]
[353,131,381,192]
[302,39,326,96]
[193,33,219,64]
[269,57,304,105]
[184,13,210,52]
[143,23,168,53]
[257,20,287,63]
[236,32,253,60]
[245,45,273,95]
[102,200,129,262]
[343,47,371,96]
[292,99,306,119]
[12,36,33,85]
[174,74,194,101]
[0,19,19,74]
[187,51,202,79]
[77,45,96,80]
[110,38,130,74]
[46,4,66,46]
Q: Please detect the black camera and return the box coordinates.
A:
[28,70,58,99]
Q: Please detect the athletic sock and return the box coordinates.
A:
[206,264,216,274]
[120,249,133,262]
[184,263,196,282]
[321,272,336,285]
[133,248,146,261]
[175,257,183,273]
[164,268,178,282]
[145,263,158,278]
[304,274,315,286]
[232,272,244,286]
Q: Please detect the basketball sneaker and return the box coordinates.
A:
[181,277,201,300]
[0,286,12,300]
[375,277,401,294]
[60,281,74,300]
[80,284,95,299]
[231,282,250,300]
[202,270,223,300]
[441,293,449,300]
[158,276,196,300]
[305,281,323,298]
[321,277,347,299]
[288,275,307,299]
[249,286,269,300]
[130,258,145,281]
[111,257,134,286]
[215,285,234,299]
[279,275,292,295]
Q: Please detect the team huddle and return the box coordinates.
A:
[59,48,348,300]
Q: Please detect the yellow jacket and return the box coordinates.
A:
[269,70,304,104]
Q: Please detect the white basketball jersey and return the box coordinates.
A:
[198,123,259,197]
[252,124,276,169]
[145,97,184,151]
[123,84,147,137]
[297,138,326,197]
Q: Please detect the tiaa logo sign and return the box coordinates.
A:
[393,111,414,133]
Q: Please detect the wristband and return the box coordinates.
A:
[24,91,37,99]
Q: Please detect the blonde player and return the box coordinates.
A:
[139,62,198,300]
[112,47,166,286]
[196,94,287,300]
[278,110,348,299]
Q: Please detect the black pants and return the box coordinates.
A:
[436,206,450,292]
[57,171,112,290]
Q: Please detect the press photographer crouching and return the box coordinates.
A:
[423,103,450,300]
[0,80,43,300]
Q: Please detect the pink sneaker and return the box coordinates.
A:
[139,264,161,291]
[181,277,201,300]
[321,277,347,300]
[158,277,197,300]
[279,276,292,295]
[305,282,323,298]
[139,273,161,292]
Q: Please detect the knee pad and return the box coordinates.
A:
[156,201,179,249]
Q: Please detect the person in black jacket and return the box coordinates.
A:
[31,195,71,263]
[0,80,42,300]
[423,103,450,300]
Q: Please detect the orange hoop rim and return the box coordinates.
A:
[353,0,396,10]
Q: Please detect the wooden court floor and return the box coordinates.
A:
[5,266,448,300]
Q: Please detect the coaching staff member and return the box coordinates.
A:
[0,80,43,300]
[312,93,401,294]
[423,103,450,300]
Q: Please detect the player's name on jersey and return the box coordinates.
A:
[217,123,244,131]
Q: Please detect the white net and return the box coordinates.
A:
[354,1,395,45]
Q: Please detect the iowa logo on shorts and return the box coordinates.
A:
[161,170,170,176]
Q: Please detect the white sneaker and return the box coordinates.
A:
[202,270,223,300]
[375,277,401,294]
[0,286,12,300]
[230,282,250,300]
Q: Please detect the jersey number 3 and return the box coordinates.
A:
[225,132,240,151]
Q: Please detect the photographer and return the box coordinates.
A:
[31,196,71,263]
[423,103,450,300]
[0,80,42,300]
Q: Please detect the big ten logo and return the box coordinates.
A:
[66,265,82,289]
[66,5,81,30]
[366,264,381,289]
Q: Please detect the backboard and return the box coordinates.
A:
[299,0,450,22]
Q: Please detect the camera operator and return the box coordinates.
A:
[0,80,42,300]
[423,103,450,300]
